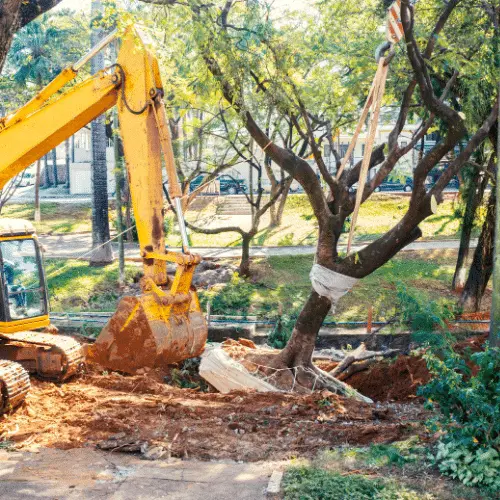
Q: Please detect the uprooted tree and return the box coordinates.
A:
[143,0,499,397]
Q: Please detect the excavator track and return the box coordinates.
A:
[0,331,84,381]
[0,360,30,414]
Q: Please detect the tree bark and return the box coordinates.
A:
[239,233,252,277]
[34,158,41,222]
[51,147,58,186]
[460,189,496,311]
[89,0,113,266]
[452,162,488,290]
[65,138,70,189]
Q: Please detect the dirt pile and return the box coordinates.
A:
[0,369,424,461]
[344,334,488,402]
[346,355,431,402]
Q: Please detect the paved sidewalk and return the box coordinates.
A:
[0,448,281,500]
[37,232,477,260]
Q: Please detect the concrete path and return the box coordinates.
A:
[37,232,477,260]
[0,448,281,499]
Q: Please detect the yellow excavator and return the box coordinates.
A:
[0,26,208,413]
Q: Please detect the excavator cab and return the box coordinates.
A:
[0,220,84,412]
[0,224,48,325]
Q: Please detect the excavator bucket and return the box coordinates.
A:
[88,255,208,374]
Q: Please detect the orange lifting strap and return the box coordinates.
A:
[337,0,404,253]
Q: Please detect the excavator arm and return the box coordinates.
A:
[0,26,207,375]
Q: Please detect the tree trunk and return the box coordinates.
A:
[65,138,70,189]
[51,147,58,185]
[43,154,51,187]
[460,189,496,311]
[279,290,331,367]
[239,233,252,277]
[271,178,292,227]
[89,0,113,266]
[34,158,41,222]
[452,164,487,290]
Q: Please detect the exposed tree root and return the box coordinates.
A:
[244,351,373,403]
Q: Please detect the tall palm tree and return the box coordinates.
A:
[8,12,87,208]
[89,0,113,266]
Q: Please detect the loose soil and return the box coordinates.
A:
[336,334,488,402]
[346,356,431,402]
[0,366,426,462]
[6,336,487,462]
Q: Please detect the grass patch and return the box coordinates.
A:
[283,439,486,500]
[283,466,429,499]
[45,259,140,312]
[3,202,92,234]
[6,194,463,246]
[198,250,462,322]
[43,250,472,323]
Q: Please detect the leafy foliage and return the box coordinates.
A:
[267,313,296,349]
[395,283,455,333]
[283,466,431,500]
[420,345,500,491]
[201,272,254,316]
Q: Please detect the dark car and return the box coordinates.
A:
[190,174,247,195]
[374,176,413,193]
[425,168,460,191]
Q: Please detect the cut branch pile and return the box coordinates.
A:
[315,343,400,382]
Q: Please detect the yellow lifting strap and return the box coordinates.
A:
[337,0,404,253]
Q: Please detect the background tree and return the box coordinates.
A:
[2,11,86,215]
[89,0,113,266]
[0,0,63,72]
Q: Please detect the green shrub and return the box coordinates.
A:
[203,273,254,315]
[283,466,429,499]
[267,313,296,348]
[277,233,295,246]
[419,345,500,491]
[395,283,455,332]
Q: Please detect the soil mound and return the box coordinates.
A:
[347,356,431,402]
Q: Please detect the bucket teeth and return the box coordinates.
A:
[0,360,30,414]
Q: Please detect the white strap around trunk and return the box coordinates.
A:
[309,264,358,311]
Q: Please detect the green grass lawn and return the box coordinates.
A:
[44,250,470,322]
[164,193,466,247]
[3,202,92,234]
[4,193,465,247]
[45,259,140,312]
[200,250,460,322]
[283,440,485,499]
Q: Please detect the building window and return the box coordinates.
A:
[401,141,407,149]
[324,144,331,157]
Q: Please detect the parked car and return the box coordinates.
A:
[374,176,414,193]
[425,167,460,191]
[189,174,247,195]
